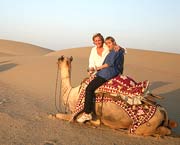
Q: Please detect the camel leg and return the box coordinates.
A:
[155,126,171,136]
[90,119,101,127]
[55,113,72,121]
[48,113,72,121]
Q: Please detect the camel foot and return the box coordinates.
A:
[90,119,101,127]
[152,134,163,139]
[48,113,72,121]
[48,114,56,120]
[156,126,171,136]
[55,113,72,121]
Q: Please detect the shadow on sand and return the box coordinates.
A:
[0,63,18,72]
[158,89,180,135]
[149,81,171,91]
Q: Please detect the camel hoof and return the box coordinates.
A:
[156,126,171,136]
[90,119,101,127]
[48,113,66,120]
[48,114,56,120]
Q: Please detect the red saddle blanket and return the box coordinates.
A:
[91,75,149,105]
[72,75,157,133]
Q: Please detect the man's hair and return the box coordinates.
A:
[92,33,104,43]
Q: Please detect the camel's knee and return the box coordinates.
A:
[156,126,171,136]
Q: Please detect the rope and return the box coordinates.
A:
[54,61,72,114]
[64,88,72,114]
[100,93,104,125]
[54,63,61,113]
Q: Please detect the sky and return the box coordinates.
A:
[0,0,180,53]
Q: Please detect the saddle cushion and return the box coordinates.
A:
[92,75,149,105]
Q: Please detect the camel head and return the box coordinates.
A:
[57,55,73,79]
[58,55,73,68]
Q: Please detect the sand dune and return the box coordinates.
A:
[0,39,53,56]
[0,43,180,144]
[46,47,92,58]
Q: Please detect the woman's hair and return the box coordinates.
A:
[105,36,115,42]
[105,36,117,45]
[92,33,104,43]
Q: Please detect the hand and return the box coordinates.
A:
[95,66,101,71]
[88,70,95,76]
[114,45,120,52]
[89,67,95,71]
[87,67,95,72]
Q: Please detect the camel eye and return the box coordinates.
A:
[58,55,64,61]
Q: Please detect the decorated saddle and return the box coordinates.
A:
[72,75,157,133]
[78,75,149,105]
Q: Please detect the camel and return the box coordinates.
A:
[52,55,177,136]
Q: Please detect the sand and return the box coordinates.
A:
[0,39,53,56]
[0,40,180,145]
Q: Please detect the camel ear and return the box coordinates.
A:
[58,55,64,61]
[70,56,73,61]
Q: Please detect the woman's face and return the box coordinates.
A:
[93,36,103,48]
[105,40,115,50]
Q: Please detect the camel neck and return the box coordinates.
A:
[61,77,71,90]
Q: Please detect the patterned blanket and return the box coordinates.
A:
[95,75,149,105]
[72,75,157,133]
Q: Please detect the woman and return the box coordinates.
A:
[88,33,109,75]
[77,36,125,123]
[88,33,126,75]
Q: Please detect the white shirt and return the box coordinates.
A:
[89,44,109,68]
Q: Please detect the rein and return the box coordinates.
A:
[54,63,61,112]
[64,87,72,114]
[54,63,72,114]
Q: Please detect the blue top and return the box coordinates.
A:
[96,49,124,80]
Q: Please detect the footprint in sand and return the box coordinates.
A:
[42,141,57,145]
[0,98,8,105]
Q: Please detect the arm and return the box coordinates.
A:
[88,47,97,75]
[96,63,109,71]
[105,51,117,67]
[88,48,95,69]
[96,51,117,70]
[114,45,127,54]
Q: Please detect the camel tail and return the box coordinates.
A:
[154,106,173,136]
[155,106,178,136]
[158,106,178,129]
[168,120,178,128]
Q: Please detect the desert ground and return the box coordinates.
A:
[0,39,180,145]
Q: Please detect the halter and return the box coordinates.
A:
[54,63,72,114]
[60,77,72,114]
